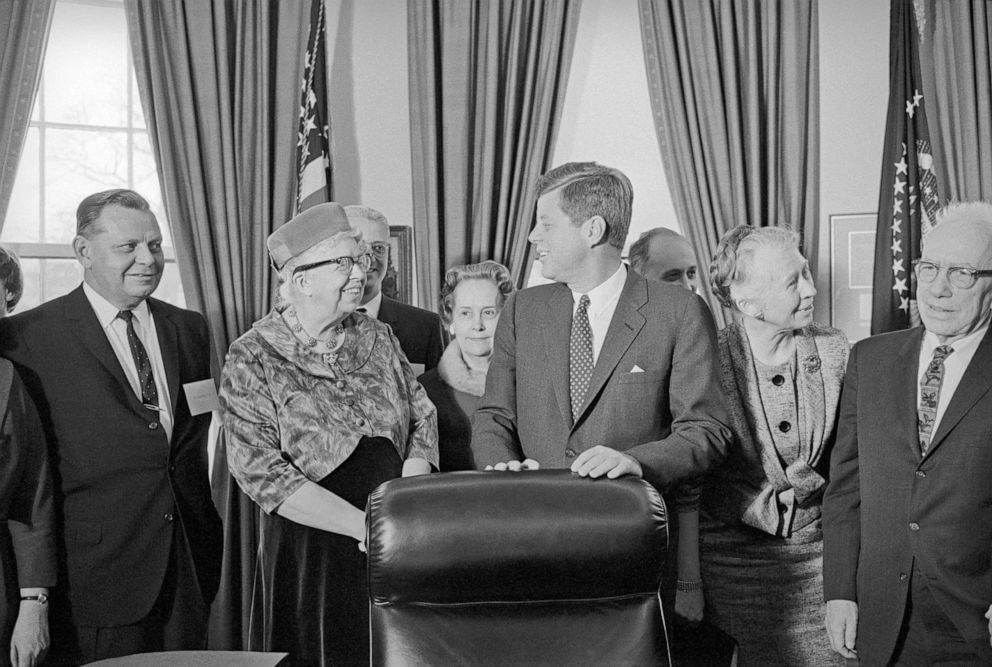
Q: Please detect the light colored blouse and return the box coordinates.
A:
[220,309,438,514]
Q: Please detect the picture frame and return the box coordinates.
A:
[382,225,414,305]
[829,213,876,343]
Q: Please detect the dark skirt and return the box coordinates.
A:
[249,436,402,667]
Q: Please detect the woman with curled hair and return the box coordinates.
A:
[691,225,848,665]
[418,260,514,471]
[220,203,438,666]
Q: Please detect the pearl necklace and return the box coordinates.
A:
[284,307,345,363]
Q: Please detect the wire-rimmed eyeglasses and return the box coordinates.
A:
[913,259,992,289]
[293,253,373,275]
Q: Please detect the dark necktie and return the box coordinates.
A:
[118,310,158,409]
[569,294,593,422]
[917,344,953,455]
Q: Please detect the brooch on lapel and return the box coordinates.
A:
[802,354,821,374]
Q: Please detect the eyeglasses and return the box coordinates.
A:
[293,254,373,275]
[913,260,992,289]
[368,242,389,257]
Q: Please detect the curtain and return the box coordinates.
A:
[408,0,582,309]
[0,0,54,229]
[124,0,310,650]
[638,0,819,323]
[925,0,992,202]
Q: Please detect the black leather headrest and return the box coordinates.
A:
[367,470,668,604]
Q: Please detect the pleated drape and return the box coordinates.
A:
[407,0,582,308]
[638,0,819,323]
[0,0,54,230]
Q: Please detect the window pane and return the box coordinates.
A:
[130,68,145,129]
[14,258,43,313]
[44,128,130,243]
[3,127,41,243]
[157,263,187,308]
[132,133,173,246]
[44,1,128,127]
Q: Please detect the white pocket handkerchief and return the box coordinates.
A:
[630,365,645,373]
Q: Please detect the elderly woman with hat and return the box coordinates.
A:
[220,202,438,666]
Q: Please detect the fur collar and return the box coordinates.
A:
[437,339,488,397]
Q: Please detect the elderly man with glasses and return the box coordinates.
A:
[823,201,992,665]
[344,205,445,373]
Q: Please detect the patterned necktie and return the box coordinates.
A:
[569,294,593,422]
[118,310,158,409]
[917,344,953,455]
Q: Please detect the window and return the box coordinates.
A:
[2,0,185,311]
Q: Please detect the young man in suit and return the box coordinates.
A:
[344,205,444,373]
[0,189,222,663]
[472,161,730,499]
[823,201,992,665]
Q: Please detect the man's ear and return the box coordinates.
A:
[585,215,608,247]
[73,235,92,269]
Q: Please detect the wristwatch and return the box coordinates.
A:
[20,594,49,605]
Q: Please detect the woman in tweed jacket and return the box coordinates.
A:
[691,225,849,665]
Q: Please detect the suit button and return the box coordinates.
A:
[149,422,159,430]
[336,381,346,390]
[916,470,926,478]
[778,421,791,433]
[164,513,174,522]
[356,419,365,428]
[168,464,176,473]
[909,522,920,531]
[772,374,785,386]
[564,449,577,459]
[345,398,355,407]
[899,572,908,581]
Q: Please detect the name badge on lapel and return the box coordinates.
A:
[183,379,220,415]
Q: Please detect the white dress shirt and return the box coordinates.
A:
[571,263,627,365]
[359,290,383,319]
[83,282,174,439]
[916,321,989,438]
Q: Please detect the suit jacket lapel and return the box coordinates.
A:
[926,326,992,456]
[149,299,181,415]
[541,285,574,429]
[64,286,136,399]
[896,328,925,458]
[378,296,397,327]
[574,273,645,429]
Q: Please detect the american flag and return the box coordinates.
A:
[871,0,940,334]
[296,0,332,212]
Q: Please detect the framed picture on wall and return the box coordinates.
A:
[382,226,414,305]
[829,213,876,343]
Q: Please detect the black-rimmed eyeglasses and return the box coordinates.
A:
[913,259,992,289]
[293,254,373,275]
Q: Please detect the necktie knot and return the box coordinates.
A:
[117,309,134,323]
[577,294,590,314]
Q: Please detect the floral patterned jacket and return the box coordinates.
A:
[220,308,438,514]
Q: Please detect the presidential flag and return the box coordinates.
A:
[297,0,332,212]
[871,0,941,334]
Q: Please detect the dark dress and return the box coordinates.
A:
[252,437,401,666]
[417,368,480,471]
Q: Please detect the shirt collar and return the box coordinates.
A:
[361,290,383,319]
[82,282,151,330]
[922,320,990,357]
[571,263,627,315]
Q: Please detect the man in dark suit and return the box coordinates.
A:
[0,189,222,663]
[345,205,444,372]
[472,161,730,499]
[627,227,700,294]
[823,201,992,665]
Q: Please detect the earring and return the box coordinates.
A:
[755,312,765,321]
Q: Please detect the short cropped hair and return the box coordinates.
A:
[710,225,800,309]
[344,205,390,229]
[536,162,633,250]
[438,260,515,326]
[925,201,992,248]
[0,246,24,312]
[76,189,152,238]
[628,227,686,275]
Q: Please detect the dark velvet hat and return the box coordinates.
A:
[267,202,351,269]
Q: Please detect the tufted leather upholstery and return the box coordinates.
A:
[366,470,671,666]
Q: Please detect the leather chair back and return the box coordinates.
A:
[366,470,670,666]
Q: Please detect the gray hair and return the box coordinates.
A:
[438,260,515,326]
[925,201,992,250]
[76,189,152,238]
[344,205,389,230]
[710,225,800,309]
